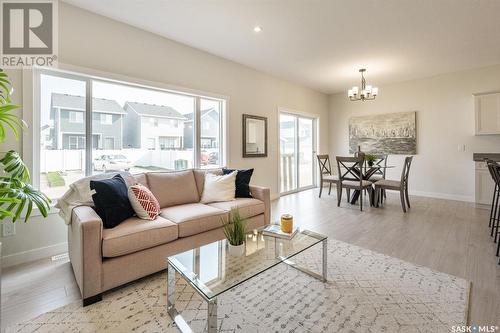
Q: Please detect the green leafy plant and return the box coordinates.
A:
[0,69,51,222]
[365,154,377,166]
[222,209,246,246]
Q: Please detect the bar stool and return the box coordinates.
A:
[486,161,499,235]
[486,161,500,264]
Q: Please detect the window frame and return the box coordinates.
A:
[68,111,84,123]
[25,66,228,207]
[100,113,113,125]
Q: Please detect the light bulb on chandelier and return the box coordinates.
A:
[348,69,378,101]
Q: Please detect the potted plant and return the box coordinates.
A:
[365,154,377,167]
[222,209,246,257]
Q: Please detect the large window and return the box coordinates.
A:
[36,69,226,199]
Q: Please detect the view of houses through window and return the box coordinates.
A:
[39,71,224,199]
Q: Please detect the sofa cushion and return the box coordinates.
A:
[200,171,237,203]
[208,198,265,220]
[128,184,161,220]
[160,203,228,237]
[147,170,199,208]
[133,173,148,187]
[90,174,135,229]
[102,216,178,258]
[193,168,222,197]
[222,168,254,198]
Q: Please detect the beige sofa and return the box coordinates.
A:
[68,169,270,306]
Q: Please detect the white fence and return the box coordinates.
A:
[40,150,85,173]
[40,149,196,173]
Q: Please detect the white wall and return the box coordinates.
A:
[329,64,500,202]
[1,3,329,265]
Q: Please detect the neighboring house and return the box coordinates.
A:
[50,93,126,150]
[183,108,220,149]
[123,102,187,150]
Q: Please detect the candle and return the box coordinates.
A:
[280,214,293,233]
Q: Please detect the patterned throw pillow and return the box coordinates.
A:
[127,184,161,220]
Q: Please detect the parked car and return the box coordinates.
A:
[93,154,133,172]
[200,151,209,165]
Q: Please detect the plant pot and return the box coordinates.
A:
[228,243,245,257]
[368,161,374,167]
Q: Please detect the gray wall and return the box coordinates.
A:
[58,109,123,149]
[122,105,141,148]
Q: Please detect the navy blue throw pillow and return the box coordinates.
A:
[90,174,135,229]
[222,168,254,198]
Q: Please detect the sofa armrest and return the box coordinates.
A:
[250,185,271,225]
[68,206,103,300]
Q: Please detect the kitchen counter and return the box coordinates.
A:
[473,153,500,162]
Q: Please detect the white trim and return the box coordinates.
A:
[103,136,116,150]
[277,107,319,195]
[222,100,229,167]
[46,63,230,101]
[68,110,84,123]
[100,113,113,125]
[28,65,229,202]
[409,190,474,203]
[22,68,37,186]
[1,242,68,268]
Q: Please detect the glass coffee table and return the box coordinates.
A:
[166,228,327,333]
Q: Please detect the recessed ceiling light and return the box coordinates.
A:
[253,26,262,33]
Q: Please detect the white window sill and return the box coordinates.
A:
[30,201,60,217]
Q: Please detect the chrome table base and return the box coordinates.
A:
[166,239,328,333]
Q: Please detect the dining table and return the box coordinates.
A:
[344,164,395,206]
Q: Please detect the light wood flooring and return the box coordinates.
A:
[1,189,499,331]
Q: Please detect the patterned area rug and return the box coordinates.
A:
[7,240,469,333]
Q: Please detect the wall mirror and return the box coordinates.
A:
[243,114,267,157]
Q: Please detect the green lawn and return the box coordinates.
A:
[46,172,65,187]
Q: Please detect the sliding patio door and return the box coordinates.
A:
[279,112,316,194]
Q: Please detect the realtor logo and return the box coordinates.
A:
[1,0,58,67]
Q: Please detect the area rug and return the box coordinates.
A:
[6,240,469,333]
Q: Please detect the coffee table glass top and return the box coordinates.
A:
[167,228,326,301]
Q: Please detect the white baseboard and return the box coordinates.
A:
[1,242,68,268]
[409,190,474,203]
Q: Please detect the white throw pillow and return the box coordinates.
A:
[200,171,237,203]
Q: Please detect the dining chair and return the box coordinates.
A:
[365,154,388,181]
[364,154,388,199]
[374,156,413,213]
[317,154,339,198]
[336,155,373,211]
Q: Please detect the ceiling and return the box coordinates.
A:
[62,0,500,94]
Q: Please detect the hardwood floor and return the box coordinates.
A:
[1,189,499,331]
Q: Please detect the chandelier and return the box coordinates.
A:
[348,69,378,101]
